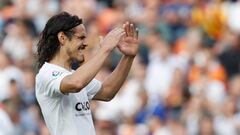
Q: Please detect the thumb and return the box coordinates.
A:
[99,36,104,47]
[99,36,103,43]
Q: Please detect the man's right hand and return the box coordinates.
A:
[100,27,125,53]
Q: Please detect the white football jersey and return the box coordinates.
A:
[35,62,102,135]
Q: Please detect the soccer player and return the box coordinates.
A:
[35,12,139,135]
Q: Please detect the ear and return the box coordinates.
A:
[57,32,66,45]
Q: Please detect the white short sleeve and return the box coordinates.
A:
[40,71,71,97]
[85,79,102,100]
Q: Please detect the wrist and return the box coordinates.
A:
[99,46,112,54]
[123,54,136,60]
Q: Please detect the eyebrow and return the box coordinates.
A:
[74,34,86,39]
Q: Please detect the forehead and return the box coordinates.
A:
[74,24,86,35]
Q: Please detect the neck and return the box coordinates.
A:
[49,52,72,71]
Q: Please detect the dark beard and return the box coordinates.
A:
[71,57,85,70]
[67,48,85,70]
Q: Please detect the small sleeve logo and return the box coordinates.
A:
[52,71,61,77]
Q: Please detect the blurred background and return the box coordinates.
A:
[0,0,240,135]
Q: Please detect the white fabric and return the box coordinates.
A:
[0,109,15,135]
[206,80,226,105]
[35,62,102,135]
[118,79,142,117]
[0,65,24,101]
[214,115,238,135]
[223,1,240,33]
[0,73,10,101]
[2,36,28,62]
[144,55,178,99]
[95,79,142,122]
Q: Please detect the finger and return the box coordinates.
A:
[106,28,122,39]
[108,26,122,35]
[134,28,139,39]
[115,28,125,37]
[112,27,124,35]
[123,23,128,37]
[99,36,103,43]
[105,28,117,37]
[116,30,126,39]
[114,32,125,47]
[126,22,130,37]
[123,24,127,37]
[130,23,134,37]
[119,31,126,37]
[109,28,124,40]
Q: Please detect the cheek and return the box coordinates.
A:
[66,48,72,56]
[66,45,76,54]
[70,44,79,53]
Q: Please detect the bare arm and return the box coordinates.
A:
[60,27,125,93]
[93,22,139,101]
[93,56,134,101]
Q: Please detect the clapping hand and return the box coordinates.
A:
[118,22,139,58]
[100,27,125,52]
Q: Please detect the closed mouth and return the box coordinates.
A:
[78,45,87,50]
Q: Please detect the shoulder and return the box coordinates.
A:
[36,63,67,83]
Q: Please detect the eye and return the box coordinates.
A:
[79,36,86,40]
[73,35,86,40]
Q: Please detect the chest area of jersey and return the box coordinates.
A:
[65,90,91,116]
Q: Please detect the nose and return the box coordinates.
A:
[79,43,88,50]
[82,39,88,47]
[82,44,88,48]
[82,42,88,48]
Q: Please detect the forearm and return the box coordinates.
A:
[93,21,139,100]
[98,55,134,100]
[71,49,110,89]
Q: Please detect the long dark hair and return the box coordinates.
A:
[37,11,82,69]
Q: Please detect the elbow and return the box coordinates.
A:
[96,87,116,102]
[102,88,116,102]
[101,84,114,101]
[70,79,85,93]
[103,96,114,102]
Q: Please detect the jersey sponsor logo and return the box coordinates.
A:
[52,71,61,77]
[75,101,90,111]
[75,112,91,117]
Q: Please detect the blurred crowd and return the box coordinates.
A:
[0,0,240,135]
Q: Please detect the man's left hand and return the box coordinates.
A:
[117,22,139,58]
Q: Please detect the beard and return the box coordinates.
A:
[71,56,84,70]
[67,48,85,69]
[74,54,85,65]
[77,54,85,64]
